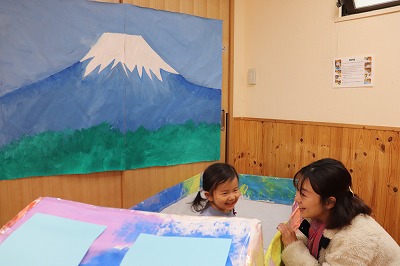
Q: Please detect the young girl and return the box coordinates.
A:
[190,163,241,217]
[277,158,400,265]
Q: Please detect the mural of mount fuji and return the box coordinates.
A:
[0,0,222,180]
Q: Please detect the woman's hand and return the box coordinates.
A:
[277,223,298,247]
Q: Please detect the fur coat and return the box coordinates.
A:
[281,214,400,266]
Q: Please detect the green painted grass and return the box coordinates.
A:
[0,121,220,180]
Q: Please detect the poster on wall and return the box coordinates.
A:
[333,56,373,88]
[0,0,222,180]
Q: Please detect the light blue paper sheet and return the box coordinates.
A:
[121,233,232,266]
[0,212,106,266]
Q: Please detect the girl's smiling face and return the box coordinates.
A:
[206,177,240,213]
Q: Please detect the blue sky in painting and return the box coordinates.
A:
[0,0,222,97]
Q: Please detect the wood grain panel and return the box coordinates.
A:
[0,171,122,227]
[386,131,400,240]
[230,117,400,244]
[95,0,121,3]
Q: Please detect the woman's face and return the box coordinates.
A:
[294,178,331,222]
[206,177,240,213]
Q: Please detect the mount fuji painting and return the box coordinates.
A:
[0,0,222,180]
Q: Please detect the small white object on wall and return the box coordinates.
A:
[248,68,257,85]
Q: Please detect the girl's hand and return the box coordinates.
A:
[277,223,298,247]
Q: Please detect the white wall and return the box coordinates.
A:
[233,0,400,127]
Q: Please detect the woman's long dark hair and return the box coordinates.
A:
[295,158,372,229]
[190,163,239,212]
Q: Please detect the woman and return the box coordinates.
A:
[277,158,400,265]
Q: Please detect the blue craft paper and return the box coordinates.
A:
[0,213,106,266]
[120,233,232,266]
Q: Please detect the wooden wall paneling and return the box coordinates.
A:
[370,130,398,230]
[0,171,122,227]
[262,121,275,176]
[179,1,194,14]
[232,119,261,174]
[151,0,167,10]
[314,125,332,160]
[296,124,329,170]
[327,126,343,159]
[95,0,121,3]
[291,123,306,176]
[206,0,221,19]
[272,122,297,178]
[247,120,265,174]
[124,0,164,9]
[369,130,388,222]
[338,127,366,204]
[288,123,301,176]
[337,127,354,167]
[124,0,151,8]
[385,131,400,240]
[193,1,207,17]
[164,0,180,11]
[231,118,400,243]
[262,121,276,176]
[301,125,317,168]
[347,129,376,209]
[231,118,243,170]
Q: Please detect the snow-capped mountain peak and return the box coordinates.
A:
[80,33,178,80]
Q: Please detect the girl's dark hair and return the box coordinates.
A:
[190,163,239,212]
[294,158,372,229]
